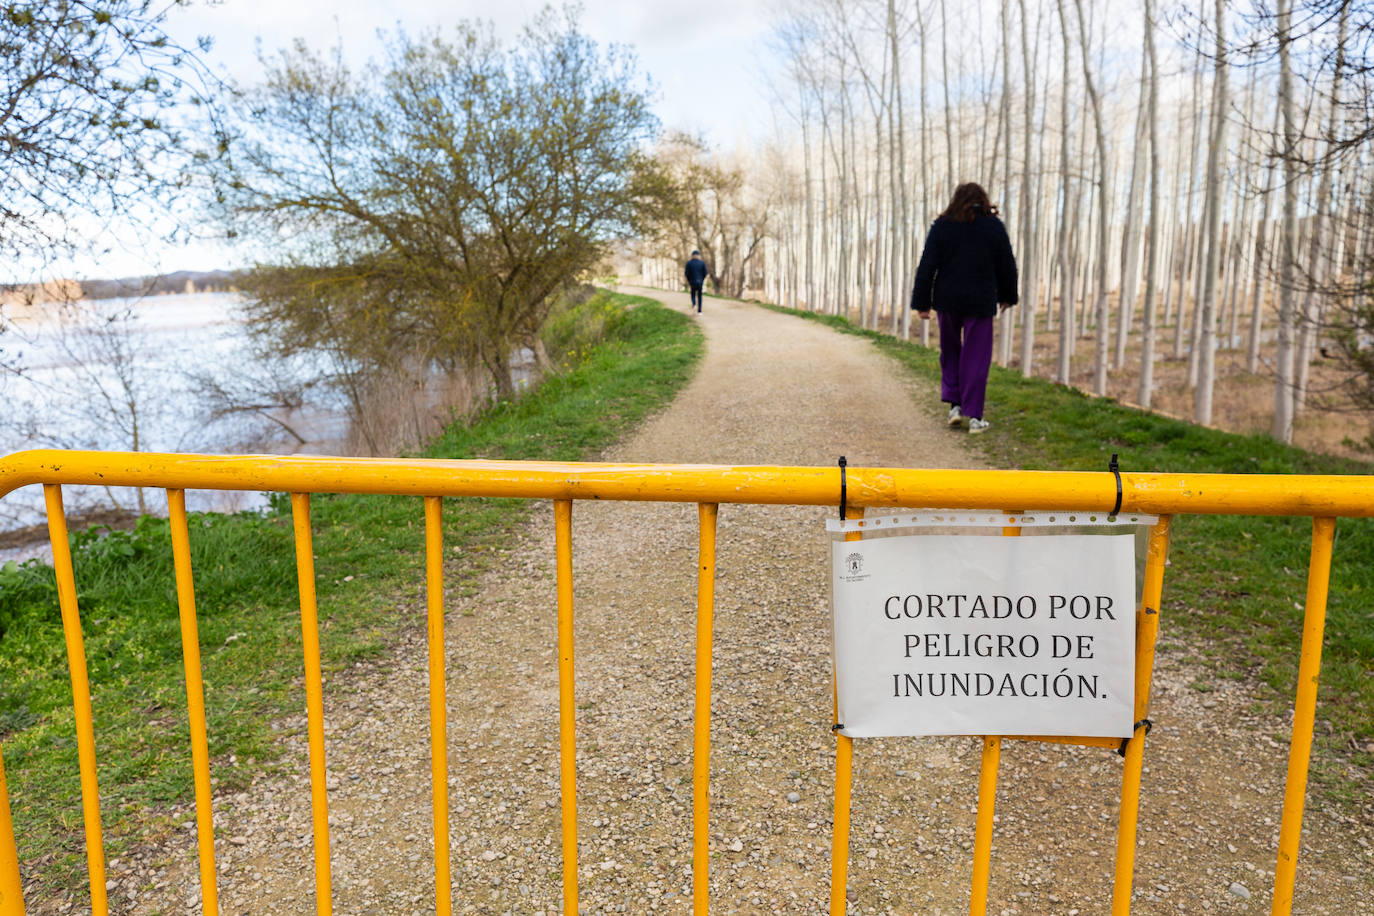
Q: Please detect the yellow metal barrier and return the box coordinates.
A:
[0,448,1362,915]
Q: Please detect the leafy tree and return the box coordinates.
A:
[0,0,215,272]
[214,7,668,399]
[652,133,772,299]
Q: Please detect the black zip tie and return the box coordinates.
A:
[1117,718,1152,757]
[838,456,848,520]
[835,456,848,738]
[1109,453,1122,518]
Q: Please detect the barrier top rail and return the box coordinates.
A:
[1,449,1372,516]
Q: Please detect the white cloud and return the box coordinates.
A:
[35,1,782,278]
[171,0,778,143]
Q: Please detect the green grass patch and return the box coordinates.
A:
[0,290,701,899]
[764,302,1374,796]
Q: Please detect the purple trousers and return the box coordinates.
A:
[937,311,995,420]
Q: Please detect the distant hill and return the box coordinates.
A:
[1,269,238,307]
[75,269,239,300]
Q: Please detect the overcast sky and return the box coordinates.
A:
[59,0,781,280]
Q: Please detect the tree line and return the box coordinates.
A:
[643,0,1373,446]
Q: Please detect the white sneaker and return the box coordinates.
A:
[968,417,991,434]
[947,405,962,427]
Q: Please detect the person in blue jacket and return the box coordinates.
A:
[910,183,1019,434]
[684,250,708,313]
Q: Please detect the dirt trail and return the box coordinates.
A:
[108,288,1370,915]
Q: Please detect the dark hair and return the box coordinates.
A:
[938,183,999,223]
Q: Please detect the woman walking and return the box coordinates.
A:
[910,183,1019,433]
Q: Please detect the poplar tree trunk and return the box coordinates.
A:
[1174,57,1204,362]
[1055,0,1075,385]
[889,0,910,341]
[1117,48,1151,369]
[996,0,1016,366]
[916,0,932,347]
[802,109,815,311]
[1072,0,1111,395]
[1246,165,1275,374]
[1016,0,1039,375]
[1293,0,1349,417]
[940,0,955,190]
[819,99,833,315]
[1194,0,1228,425]
[886,14,899,335]
[1138,0,1161,408]
[1273,0,1298,443]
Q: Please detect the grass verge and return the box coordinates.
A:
[0,290,701,900]
[763,302,1374,801]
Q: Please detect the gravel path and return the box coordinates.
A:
[90,288,1371,915]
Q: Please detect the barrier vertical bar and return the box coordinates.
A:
[554,499,578,915]
[0,740,24,915]
[1112,516,1173,915]
[1272,516,1336,916]
[830,505,863,915]
[693,502,719,915]
[167,490,220,916]
[969,518,1021,914]
[424,497,452,916]
[290,493,332,916]
[969,737,1002,915]
[42,484,108,916]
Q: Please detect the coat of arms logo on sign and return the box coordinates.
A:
[831,531,1137,739]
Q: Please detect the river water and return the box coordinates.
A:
[2,292,351,560]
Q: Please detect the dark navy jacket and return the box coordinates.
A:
[684,257,708,287]
[910,214,1018,319]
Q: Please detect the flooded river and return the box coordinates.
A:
[1,292,351,560]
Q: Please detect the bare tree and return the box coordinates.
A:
[656,136,773,299]
[1116,47,1151,371]
[1138,0,1162,408]
[1071,0,1111,397]
[1293,0,1351,415]
[3,301,168,513]
[1195,0,1231,424]
[1054,0,1076,385]
[752,0,1372,448]
[1273,0,1300,442]
[1017,0,1040,376]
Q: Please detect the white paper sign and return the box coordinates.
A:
[832,534,1136,738]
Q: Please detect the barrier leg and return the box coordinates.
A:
[554,499,578,915]
[693,503,719,915]
[1272,517,1336,916]
[1112,516,1172,915]
[830,505,863,915]
[290,493,333,916]
[424,497,452,916]
[967,518,1022,915]
[43,485,108,916]
[167,490,220,916]
[969,737,1001,916]
[0,739,23,915]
